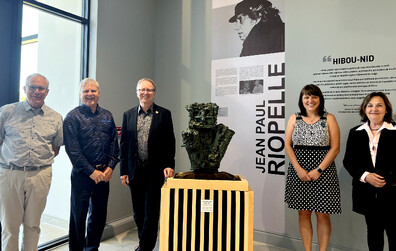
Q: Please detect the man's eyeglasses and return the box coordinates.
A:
[27,85,47,93]
[137,88,155,93]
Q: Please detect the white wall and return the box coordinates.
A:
[94,0,157,222]
[284,0,396,250]
[154,0,212,172]
[93,0,395,250]
[93,0,212,223]
[38,4,82,223]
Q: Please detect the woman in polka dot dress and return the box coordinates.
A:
[284,84,342,251]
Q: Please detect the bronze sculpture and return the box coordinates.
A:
[176,103,238,180]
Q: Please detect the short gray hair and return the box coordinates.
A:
[80,78,100,93]
[136,78,156,91]
[25,73,49,88]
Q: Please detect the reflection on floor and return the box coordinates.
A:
[39,222,68,245]
[18,222,68,246]
[51,228,293,251]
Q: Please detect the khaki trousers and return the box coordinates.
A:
[0,166,52,251]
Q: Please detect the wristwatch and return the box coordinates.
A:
[316,167,323,174]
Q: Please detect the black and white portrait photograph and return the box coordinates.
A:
[212,0,285,60]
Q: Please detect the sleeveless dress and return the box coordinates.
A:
[284,112,342,214]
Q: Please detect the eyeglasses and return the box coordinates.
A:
[27,85,47,93]
[137,88,155,93]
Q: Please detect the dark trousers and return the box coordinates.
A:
[130,166,162,251]
[364,200,396,251]
[69,171,109,251]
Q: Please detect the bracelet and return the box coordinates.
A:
[316,167,323,174]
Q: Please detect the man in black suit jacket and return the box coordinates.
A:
[120,78,175,251]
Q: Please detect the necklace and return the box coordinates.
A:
[308,115,318,123]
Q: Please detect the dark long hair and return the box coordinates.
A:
[298,84,325,116]
[359,92,394,123]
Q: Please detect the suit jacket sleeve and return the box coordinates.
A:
[343,127,372,181]
[163,110,176,169]
[148,106,175,171]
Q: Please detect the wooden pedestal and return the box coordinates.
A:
[159,175,254,251]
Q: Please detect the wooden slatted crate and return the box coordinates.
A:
[159,175,254,251]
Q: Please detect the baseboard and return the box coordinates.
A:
[101,215,136,241]
[254,230,359,251]
[254,230,302,250]
[41,214,136,243]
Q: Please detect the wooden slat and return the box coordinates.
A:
[245,188,254,251]
[191,189,197,251]
[217,190,223,251]
[235,191,241,250]
[167,175,249,191]
[173,189,179,251]
[200,190,205,251]
[159,184,170,251]
[208,190,214,251]
[226,190,231,251]
[182,189,188,250]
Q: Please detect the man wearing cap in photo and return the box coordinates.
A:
[229,0,285,57]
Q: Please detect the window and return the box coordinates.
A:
[19,0,89,249]
[32,0,83,16]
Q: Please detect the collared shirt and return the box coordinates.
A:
[63,104,119,176]
[0,100,63,167]
[356,121,396,182]
[137,105,153,161]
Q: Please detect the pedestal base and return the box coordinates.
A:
[159,175,254,251]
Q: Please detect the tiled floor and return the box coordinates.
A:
[51,228,293,251]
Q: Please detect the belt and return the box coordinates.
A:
[0,163,50,171]
[94,164,107,171]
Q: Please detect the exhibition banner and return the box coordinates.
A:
[211,0,286,233]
